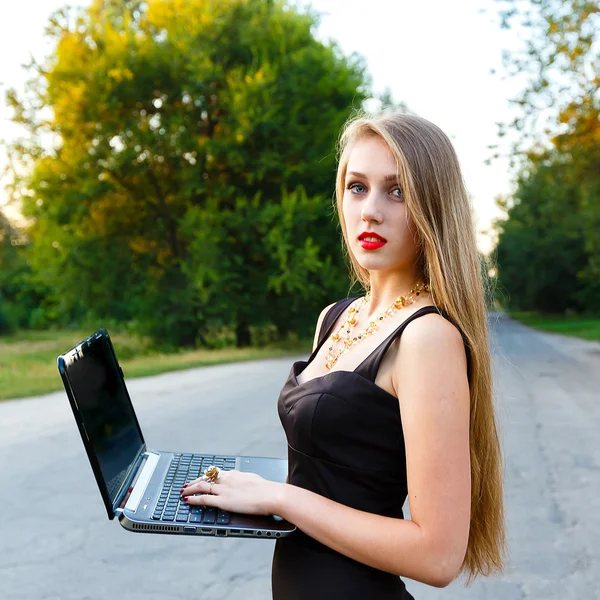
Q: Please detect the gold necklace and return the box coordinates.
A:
[325,282,430,370]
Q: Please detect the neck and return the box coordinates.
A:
[362,272,428,319]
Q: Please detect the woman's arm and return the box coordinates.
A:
[271,314,471,587]
[183,314,471,587]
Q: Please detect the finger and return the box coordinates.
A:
[181,480,212,496]
[185,475,209,487]
[183,492,221,508]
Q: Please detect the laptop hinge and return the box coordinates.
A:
[112,445,148,515]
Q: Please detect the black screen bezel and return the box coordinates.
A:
[57,328,146,519]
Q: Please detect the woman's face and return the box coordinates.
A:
[342,135,420,274]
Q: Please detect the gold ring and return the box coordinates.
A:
[204,465,221,483]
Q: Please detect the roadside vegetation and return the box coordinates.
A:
[492,3,599,320]
[0,328,311,401]
[507,312,600,343]
[1,0,598,400]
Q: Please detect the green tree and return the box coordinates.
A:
[0,210,19,333]
[494,153,587,312]
[6,0,369,346]
[495,0,599,162]
[493,0,599,312]
[0,210,42,332]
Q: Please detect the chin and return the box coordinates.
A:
[356,260,391,273]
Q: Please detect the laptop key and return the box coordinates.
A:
[163,514,175,521]
[203,508,217,524]
[217,511,230,525]
[176,514,189,522]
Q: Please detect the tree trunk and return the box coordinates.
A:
[235,320,251,348]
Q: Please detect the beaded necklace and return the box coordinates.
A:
[325,282,430,370]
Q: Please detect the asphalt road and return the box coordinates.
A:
[0,312,598,599]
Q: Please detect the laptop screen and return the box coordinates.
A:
[63,332,144,506]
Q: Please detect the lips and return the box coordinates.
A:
[358,232,387,242]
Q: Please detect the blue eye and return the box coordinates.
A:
[347,182,366,194]
[391,187,404,201]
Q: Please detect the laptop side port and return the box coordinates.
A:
[200,528,214,534]
[215,529,227,537]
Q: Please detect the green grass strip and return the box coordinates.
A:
[508,311,600,342]
[0,328,311,401]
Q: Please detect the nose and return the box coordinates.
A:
[361,189,383,224]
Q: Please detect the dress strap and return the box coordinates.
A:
[355,306,473,384]
[308,297,357,362]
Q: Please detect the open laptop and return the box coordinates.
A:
[57,327,295,539]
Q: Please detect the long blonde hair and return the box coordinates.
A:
[335,111,505,583]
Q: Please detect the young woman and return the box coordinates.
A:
[182,112,505,598]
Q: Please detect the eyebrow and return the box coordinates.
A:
[346,171,399,182]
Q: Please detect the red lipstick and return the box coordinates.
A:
[358,231,387,250]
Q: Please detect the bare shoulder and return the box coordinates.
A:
[392,310,469,397]
[402,310,466,352]
[312,301,339,352]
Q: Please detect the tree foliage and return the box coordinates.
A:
[0,210,41,332]
[495,0,599,164]
[494,153,589,312]
[493,0,599,313]
[6,0,369,345]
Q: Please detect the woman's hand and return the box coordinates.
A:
[180,469,283,516]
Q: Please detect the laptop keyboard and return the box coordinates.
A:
[151,453,236,524]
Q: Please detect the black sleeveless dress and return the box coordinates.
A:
[272,297,472,600]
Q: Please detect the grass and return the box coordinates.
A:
[0,328,312,401]
[508,311,600,342]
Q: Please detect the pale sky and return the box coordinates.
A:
[0,0,526,254]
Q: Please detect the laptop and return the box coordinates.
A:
[57,327,296,539]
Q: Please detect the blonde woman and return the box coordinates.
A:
[182,112,505,599]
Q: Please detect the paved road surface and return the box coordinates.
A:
[0,313,598,599]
